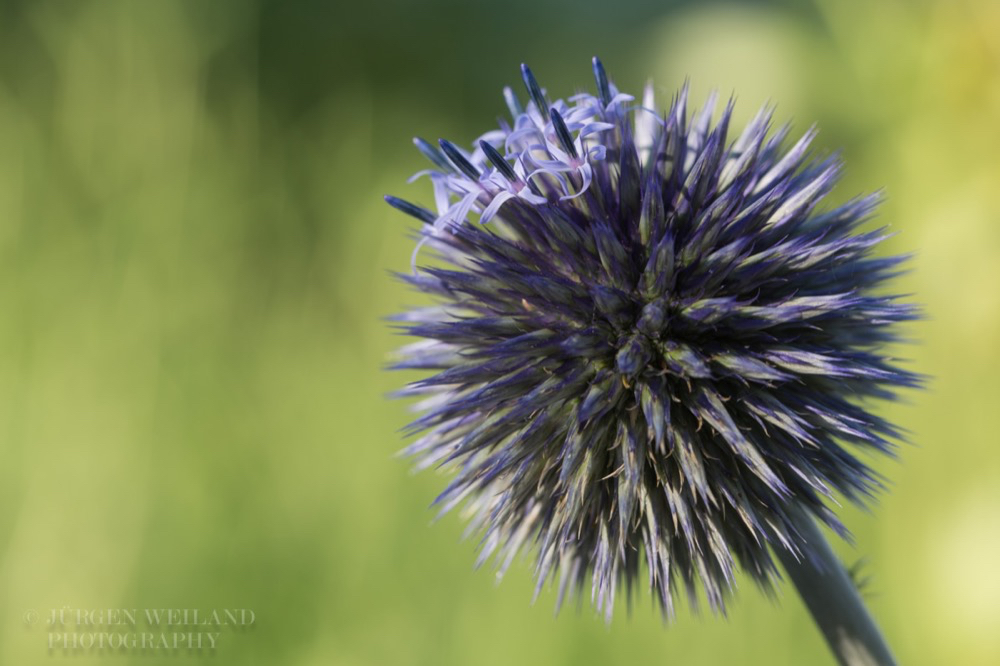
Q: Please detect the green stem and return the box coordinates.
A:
[775,505,897,666]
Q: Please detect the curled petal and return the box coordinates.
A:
[479,191,516,224]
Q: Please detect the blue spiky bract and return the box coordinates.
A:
[386,58,918,621]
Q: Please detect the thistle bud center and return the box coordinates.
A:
[637,298,668,338]
[615,333,652,377]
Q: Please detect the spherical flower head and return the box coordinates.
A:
[386,59,918,620]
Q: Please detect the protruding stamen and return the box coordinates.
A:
[438,139,481,180]
[384,195,437,225]
[520,63,549,113]
[413,137,454,172]
[592,57,612,106]
[549,108,578,159]
[479,140,518,182]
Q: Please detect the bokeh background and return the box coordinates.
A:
[0,0,997,664]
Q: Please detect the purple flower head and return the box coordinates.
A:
[386,58,919,621]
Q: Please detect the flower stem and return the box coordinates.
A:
[776,506,897,666]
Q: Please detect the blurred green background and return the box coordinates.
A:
[0,0,997,664]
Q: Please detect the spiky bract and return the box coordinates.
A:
[386,59,917,620]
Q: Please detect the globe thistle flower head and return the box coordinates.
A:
[387,58,919,621]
